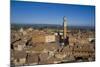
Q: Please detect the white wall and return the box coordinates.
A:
[45,35,55,42]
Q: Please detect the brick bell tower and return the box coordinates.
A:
[63,16,69,46]
[63,16,67,39]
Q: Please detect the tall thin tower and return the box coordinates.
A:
[63,16,67,39]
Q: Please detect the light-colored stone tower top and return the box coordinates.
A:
[63,16,67,39]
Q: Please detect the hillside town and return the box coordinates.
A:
[11,17,95,66]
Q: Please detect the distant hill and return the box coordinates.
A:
[11,23,95,31]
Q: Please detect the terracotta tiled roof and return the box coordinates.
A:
[26,53,39,64]
[13,51,27,59]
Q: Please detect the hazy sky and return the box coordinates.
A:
[11,1,95,26]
